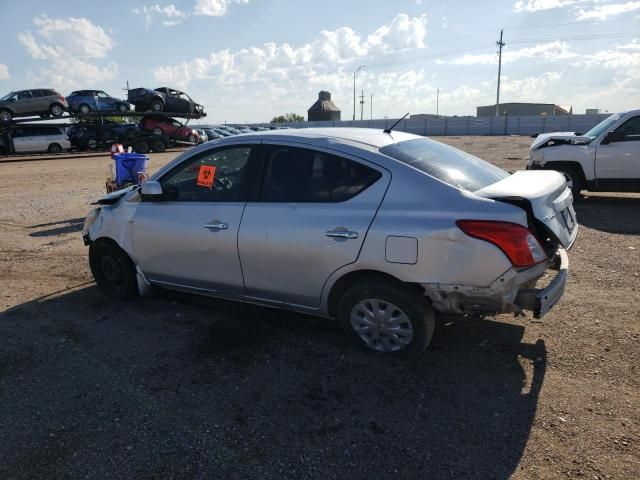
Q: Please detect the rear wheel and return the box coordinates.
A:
[89,240,138,300]
[150,100,163,113]
[187,134,196,144]
[47,143,62,154]
[117,103,128,113]
[338,279,435,357]
[79,103,91,114]
[50,103,64,117]
[152,127,163,136]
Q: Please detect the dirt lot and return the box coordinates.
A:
[1,136,638,479]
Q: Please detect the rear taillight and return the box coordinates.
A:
[59,95,65,103]
[456,220,547,268]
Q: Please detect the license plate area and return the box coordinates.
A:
[560,206,576,231]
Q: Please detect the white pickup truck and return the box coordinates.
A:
[527,109,640,196]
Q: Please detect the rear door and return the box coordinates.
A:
[132,142,261,292]
[595,114,640,189]
[238,143,389,308]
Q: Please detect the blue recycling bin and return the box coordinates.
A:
[113,152,149,187]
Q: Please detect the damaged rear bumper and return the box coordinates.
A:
[514,248,568,318]
[421,248,569,318]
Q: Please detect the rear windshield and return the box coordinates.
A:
[380,138,509,191]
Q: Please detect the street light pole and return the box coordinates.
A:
[353,65,365,121]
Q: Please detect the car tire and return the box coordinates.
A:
[151,138,166,153]
[152,127,163,136]
[135,140,150,154]
[187,134,196,144]
[553,165,583,198]
[47,143,62,154]
[89,240,138,300]
[86,137,98,150]
[150,100,163,113]
[50,103,65,117]
[338,278,435,357]
[79,104,91,114]
[0,109,12,122]
[117,103,129,113]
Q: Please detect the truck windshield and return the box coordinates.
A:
[380,138,509,192]
[584,114,620,140]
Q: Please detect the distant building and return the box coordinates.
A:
[307,91,341,121]
[476,103,572,116]
[586,108,601,115]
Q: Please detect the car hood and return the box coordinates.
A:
[474,170,578,249]
[92,186,136,205]
[530,131,590,150]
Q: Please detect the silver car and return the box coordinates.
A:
[83,128,577,356]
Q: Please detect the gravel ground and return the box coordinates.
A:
[0,137,638,479]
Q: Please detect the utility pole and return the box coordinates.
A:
[359,90,365,120]
[370,93,373,120]
[353,65,365,121]
[496,29,505,116]
[436,88,439,117]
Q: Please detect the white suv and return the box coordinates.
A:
[527,109,640,195]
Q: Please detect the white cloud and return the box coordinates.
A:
[133,4,188,28]
[153,13,428,88]
[20,15,113,58]
[18,16,117,90]
[193,0,250,16]
[513,0,580,12]
[576,1,640,20]
[0,64,9,80]
[501,71,564,100]
[442,41,576,65]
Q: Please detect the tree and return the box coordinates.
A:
[271,113,304,123]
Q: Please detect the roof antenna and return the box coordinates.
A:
[384,112,409,134]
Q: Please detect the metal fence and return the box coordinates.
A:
[250,113,611,136]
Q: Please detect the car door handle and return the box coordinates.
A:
[203,222,228,230]
[326,229,359,239]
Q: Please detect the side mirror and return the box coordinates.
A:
[140,180,163,201]
[602,130,624,145]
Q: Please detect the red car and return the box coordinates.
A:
[140,116,198,143]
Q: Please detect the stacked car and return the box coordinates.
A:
[0,85,207,155]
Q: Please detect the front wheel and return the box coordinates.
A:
[554,165,583,198]
[338,279,435,357]
[150,100,163,112]
[187,134,196,144]
[89,240,138,300]
[79,104,91,114]
[0,109,12,122]
[47,143,62,154]
[117,103,129,113]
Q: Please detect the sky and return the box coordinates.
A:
[0,0,638,123]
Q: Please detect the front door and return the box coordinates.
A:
[238,143,390,308]
[132,143,259,293]
[596,115,640,190]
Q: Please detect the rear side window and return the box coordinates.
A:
[160,146,254,202]
[31,90,44,97]
[380,138,508,192]
[261,146,382,202]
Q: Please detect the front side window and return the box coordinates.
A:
[380,138,508,192]
[160,146,253,202]
[261,146,382,202]
[613,116,640,141]
[17,91,33,100]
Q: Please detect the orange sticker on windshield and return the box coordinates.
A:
[197,165,216,188]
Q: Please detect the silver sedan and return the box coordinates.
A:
[83,128,577,356]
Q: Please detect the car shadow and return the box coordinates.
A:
[576,195,640,234]
[0,286,545,479]
[27,217,84,237]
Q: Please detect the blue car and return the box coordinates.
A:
[66,90,130,114]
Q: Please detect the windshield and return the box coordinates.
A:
[584,113,620,140]
[380,138,509,192]
[0,92,15,101]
